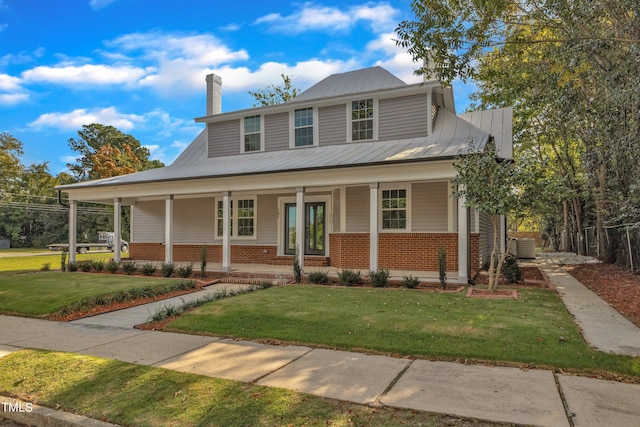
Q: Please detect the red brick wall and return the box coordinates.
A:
[329,233,370,269]
[378,233,459,271]
[471,233,480,270]
[129,243,164,261]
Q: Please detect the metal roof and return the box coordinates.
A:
[459,107,513,159]
[57,109,490,191]
[293,66,407,102]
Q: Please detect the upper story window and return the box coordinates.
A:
[381,189,407,230]
[294,107,314,147]
[242,115,262,152]
[351,98,374,141]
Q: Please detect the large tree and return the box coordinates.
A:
[67,124,164,181]
[398,0,640,260]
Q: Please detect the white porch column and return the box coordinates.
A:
[296,187,305,275]
[369,183,379,271]
[165,195,173,263]
[457,193,469,283]
[339,185,347,232]
[68,200,77,264]
[113,198,122,263]
[222,191,231,273]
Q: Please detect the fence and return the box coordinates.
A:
[583,223,640,273]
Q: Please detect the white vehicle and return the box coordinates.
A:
[48,231,129,254]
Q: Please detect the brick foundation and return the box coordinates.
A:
[378,233,459,271]
[329,233,370,269]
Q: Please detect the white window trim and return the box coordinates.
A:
[347,98,378,143]
[378,183,412,232]
[289,107,319,148]
[215,195,258,240]
[240,115,264,153]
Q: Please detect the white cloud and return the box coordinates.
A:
[0,93,28,105]
[22,64,153,86]
[254,2,397,34]
[367,33,422,83]
[0,73,21,91]
[89,0,119,10]
[0,23,7,32]
[0,73,28,105]
[28,107,144,131]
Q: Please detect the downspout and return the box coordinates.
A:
[57,190,68,207]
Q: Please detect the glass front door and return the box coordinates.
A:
[284,202,326,255]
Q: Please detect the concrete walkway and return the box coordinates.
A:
[2,268,640,426]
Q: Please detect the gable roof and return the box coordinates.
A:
[293,66,407,102]
[459,107,513,159]
[57,109,491,191]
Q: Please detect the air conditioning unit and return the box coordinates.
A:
[516,238,536,259]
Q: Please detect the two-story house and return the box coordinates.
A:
[57,66,512,282]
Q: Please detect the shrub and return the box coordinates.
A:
[502,255,522,283]
[161,263,175,278]
[176,264,193,278]
[61,251,67,272]
[369,269,390,288]
[78,262,93,272]
[438,247,447,290]
[121,262,137,275]
[141,263,156,276]
[200,244,207,278]
[401,275,420,289]
[92,260,105,272]
[308,270,330,285]
[106,260,119,274]
[67,262,78,272]
[338,268,362,286]
[40,263,51,271]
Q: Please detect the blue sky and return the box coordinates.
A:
[0,0,475,175]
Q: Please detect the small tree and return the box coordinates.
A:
[453,141,519,292]
[248,74,299,107]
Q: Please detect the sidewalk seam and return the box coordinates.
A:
[553,372,575,427]
[372,359,414,407]
[250,347,315,384]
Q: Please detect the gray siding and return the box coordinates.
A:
[412,182,448,232]
[265,112,289,152]
[346,186,369,232]
[378,94,429,140]
[132,201,164,243]
[254,194,278,245]
[174,198,215,244]
[208,120,240,158]
[319,104,346,146]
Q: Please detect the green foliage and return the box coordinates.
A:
[161,263,175,278]
[249,74,299,107]
[401,275,420,289]
[176,264,193,278]
[502,256,522,284]
[338,269,362,286]
[437,247,447,290]
[67,262,78,272]
[307,270,330,285]
[91,260,105,272]
[78,262,93,272]
[40,263,50,271]
[200,244,207,278]
[60,251,67,272]
[121,262,137,275]
[140,263,156,276]
[368,269,390,288]
[105,260,119,274]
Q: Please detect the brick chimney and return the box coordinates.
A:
[206,73,222,115]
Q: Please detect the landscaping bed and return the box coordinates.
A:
[566,263,640,328]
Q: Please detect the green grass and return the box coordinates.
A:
[167,285,640,379]
[0,251,127,272]
[0,350,480,427]
[0,271,180,317]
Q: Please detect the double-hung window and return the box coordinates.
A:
[381,189,407,230]
[243,115,262,152]
[216,197,257,238]
[294,107,314,147]
[351,98,374,141]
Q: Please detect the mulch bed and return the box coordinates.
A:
[47,278,217,322]
[566,263,640,328]
[472,266,551,289]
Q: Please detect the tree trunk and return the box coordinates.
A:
[595,161,607,260]
[488,215,499,292]
[562,201,570,252]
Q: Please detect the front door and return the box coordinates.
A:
[284,202,326,255]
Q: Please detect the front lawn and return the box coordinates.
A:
[0,271,184,317]
[0,349,489,427]
[167,285,640,379]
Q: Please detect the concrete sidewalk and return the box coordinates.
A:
[1,274,640,426]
